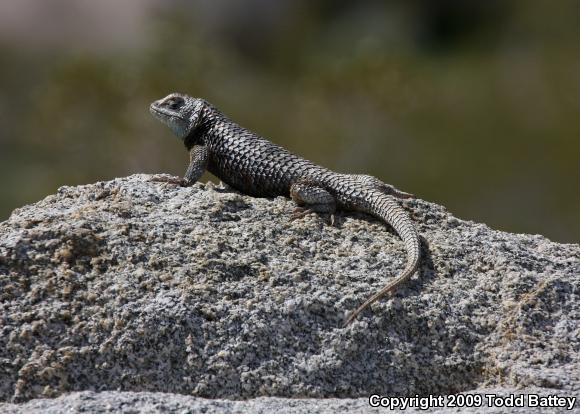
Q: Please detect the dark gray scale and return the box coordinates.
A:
[204,120,296,196]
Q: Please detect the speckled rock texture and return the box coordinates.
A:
[0,174,578,410]
[0,388,576,414]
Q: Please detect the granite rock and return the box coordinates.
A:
[0,174,577,411]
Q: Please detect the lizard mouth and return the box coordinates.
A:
[149,104,187,121]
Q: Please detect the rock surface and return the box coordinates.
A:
[0,388,576,414]
[0,174,578,412]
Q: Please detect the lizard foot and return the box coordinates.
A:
[290,208,338,227]
[384,184,415,199]
[149,175,188,187]
[290,207,314,221]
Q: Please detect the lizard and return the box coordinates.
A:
[149,92,421,326]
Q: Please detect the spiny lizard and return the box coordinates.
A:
[149,92,421,326]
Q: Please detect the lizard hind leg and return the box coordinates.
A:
[289,180,336,224]
[350,174,414,199]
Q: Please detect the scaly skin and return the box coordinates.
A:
[150,92,421,326]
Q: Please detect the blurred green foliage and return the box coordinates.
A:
[0,1,578,242]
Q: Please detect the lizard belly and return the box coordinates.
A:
[207,157,290,197]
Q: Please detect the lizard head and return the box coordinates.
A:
[150,93,205,139]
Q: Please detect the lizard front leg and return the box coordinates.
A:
[150,145,209,187]
[290,180,336,225]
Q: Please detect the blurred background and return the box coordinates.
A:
[0,0,578,243]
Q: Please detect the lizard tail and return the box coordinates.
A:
[344,193,420,326]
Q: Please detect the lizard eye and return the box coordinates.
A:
[165,97,184,110]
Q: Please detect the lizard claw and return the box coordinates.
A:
[328,213,336,227]
[149,175,188,187]
[396,191,415,199]
[290,207,313,221]
[384,184,414,199]
[291,208,338,227]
